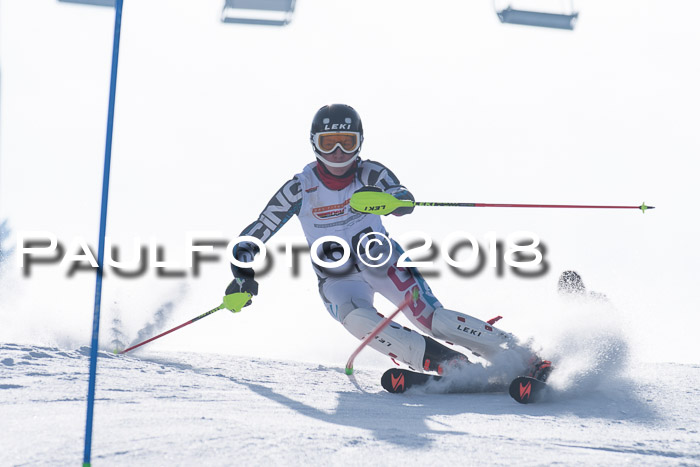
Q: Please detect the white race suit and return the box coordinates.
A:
[233,159,533,370]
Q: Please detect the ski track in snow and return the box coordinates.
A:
[1,343,699,466]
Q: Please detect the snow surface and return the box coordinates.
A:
[1,1,700,465]
[1,342,699,466]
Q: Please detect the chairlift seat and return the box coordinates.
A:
[497,6,578,30]
[221,0,296,26]
[58,0,115,6]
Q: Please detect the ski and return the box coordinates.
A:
[381,368,550,400]
[508,376,550,404]
[381,368,442,393]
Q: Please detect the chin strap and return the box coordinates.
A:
[315,152,358,168]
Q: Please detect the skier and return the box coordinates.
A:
[225,103,551,381]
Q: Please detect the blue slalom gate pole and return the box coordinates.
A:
[84,0,123,465]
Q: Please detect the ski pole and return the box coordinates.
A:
[350,191,655,216]
[118,292,251,355]
[345,288,419,375]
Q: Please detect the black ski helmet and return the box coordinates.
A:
[310,104,364,166]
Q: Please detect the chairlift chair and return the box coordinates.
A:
[495,1,578,30]
[221,0,296,26]
[58,0,115,6]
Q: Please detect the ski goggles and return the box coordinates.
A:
[313,131,361,154]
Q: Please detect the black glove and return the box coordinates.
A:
[388,187,415,216]
[225,275,258,308]
[226,241,260,307]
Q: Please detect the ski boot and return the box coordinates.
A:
[527,356,553,382]
[422,336,469,375]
